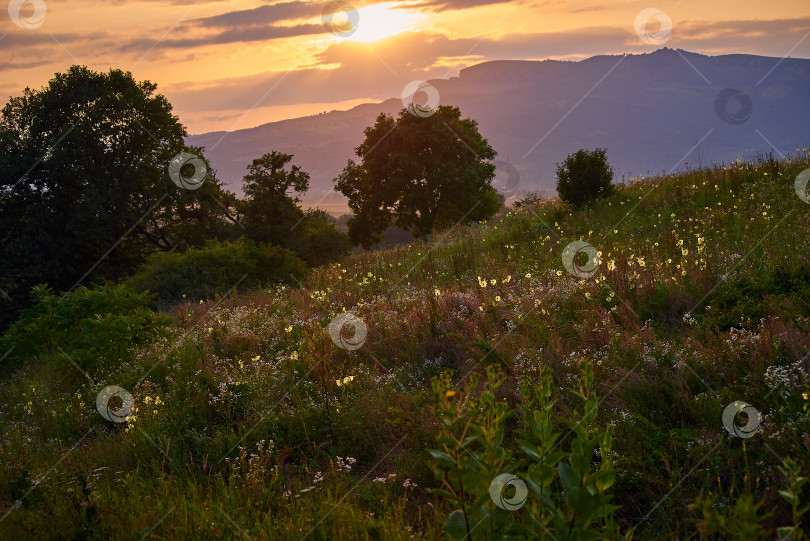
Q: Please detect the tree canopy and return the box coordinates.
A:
[0,66,236,328]
[334,105,500,248]
[239,151,310,248]
[238,151,351,267]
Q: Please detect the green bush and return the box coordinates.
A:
[556,148,614,207]
[295,209,353,267]
[0,284,170,374]
[126,239,308,307]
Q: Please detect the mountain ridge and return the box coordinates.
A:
[186,48,810,207]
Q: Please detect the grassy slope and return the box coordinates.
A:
[1,152,809,539]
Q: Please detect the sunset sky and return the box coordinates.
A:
[3,0,809,134]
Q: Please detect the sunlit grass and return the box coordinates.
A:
[1,151,809,538]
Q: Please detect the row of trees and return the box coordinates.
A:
[1,65,615,329]
[0,67,352,329]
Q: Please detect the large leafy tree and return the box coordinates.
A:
[0,66,236,329]
[334,105,500,248]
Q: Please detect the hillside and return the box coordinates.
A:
[187,48,810,207]
[1,153,809,539]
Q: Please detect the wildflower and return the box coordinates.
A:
[556,270,563,277]
[525,273,531,279]
[285,325,293,333]
[607,260,616,271]
[252,355,260,362]
[445,390,456,398]
[434,288,441,297]
[682,248,689,256]
[336,375,355,387]
[495,296,501,302]
[290,351,299,360]
[490,279,496,286]
[477,276,487,288]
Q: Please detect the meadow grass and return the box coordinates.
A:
[1,151,809,539]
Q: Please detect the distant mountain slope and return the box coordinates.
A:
[187,48,810,204]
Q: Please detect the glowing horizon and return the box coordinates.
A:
[2,0,809,133]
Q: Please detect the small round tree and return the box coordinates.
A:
[555,148,614,207]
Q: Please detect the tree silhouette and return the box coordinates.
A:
[335,106,500,248]
[0,65,235,329]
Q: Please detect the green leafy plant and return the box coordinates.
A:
[693,456,809,541]
[428,363,622,540]
[520,365,620,539]
[428,365,515,539]
[777,458,809,541]
[693,492,771,540]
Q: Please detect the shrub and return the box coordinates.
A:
[556,148,614,207]
[295,209,353,267]
[0,284,169,374]
[126,239,308,308]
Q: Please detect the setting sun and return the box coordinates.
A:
[342,2,421,42]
